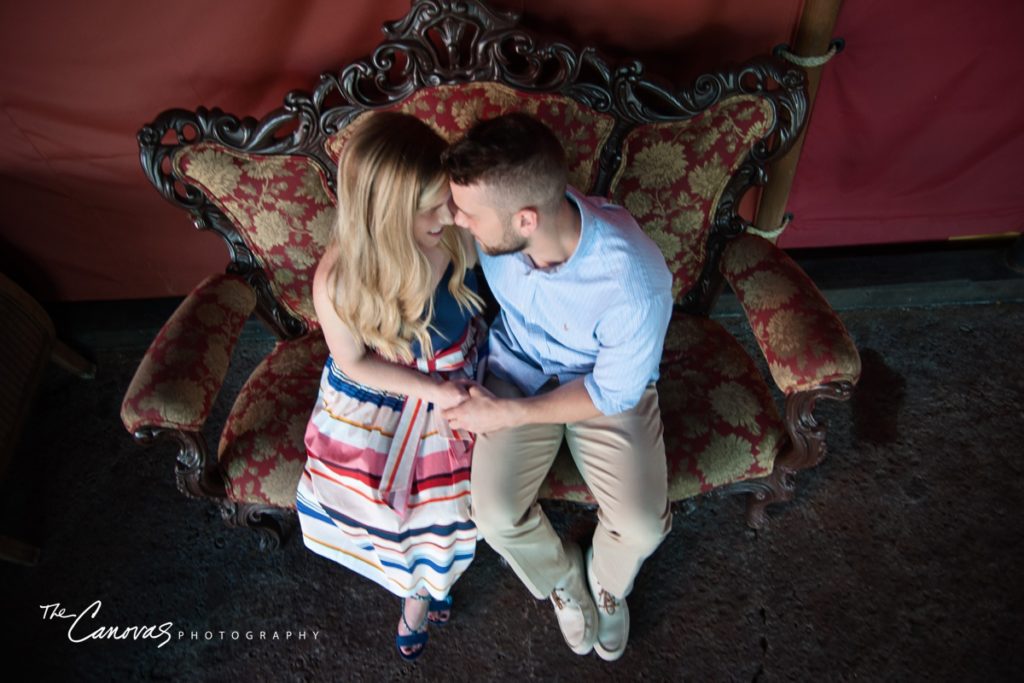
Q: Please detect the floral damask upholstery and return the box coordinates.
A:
[120,0,862,547]
[218,333,328,507]
[721,234,862,394]
[121,273,256,434]
[609,96,773,300]
[325,82,616,193]
[539,313,784,503]
[137,109,823,514]
[172,145,335,329]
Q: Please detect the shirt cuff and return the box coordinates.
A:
[583,373,634,416]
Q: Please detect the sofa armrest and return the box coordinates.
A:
[720,234,861,394]
[120,273,257,434]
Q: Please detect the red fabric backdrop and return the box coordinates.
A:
[782,0,1024,248]
[0,0,1020,301]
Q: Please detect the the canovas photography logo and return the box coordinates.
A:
[40,601,320,648]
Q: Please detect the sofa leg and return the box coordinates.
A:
[736,381,855,527]
[220,501,296,551]
[779,381,854,472]
[132,427,226,499]
[743,466,796,529]
[710,467,795,529]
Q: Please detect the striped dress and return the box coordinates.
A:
[296,265,485,599]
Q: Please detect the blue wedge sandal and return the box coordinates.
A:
[428,595,453,625]
[396,596,431,662]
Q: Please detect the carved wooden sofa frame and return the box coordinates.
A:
[121,0,861,550]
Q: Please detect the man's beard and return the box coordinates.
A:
[479,220,528,257]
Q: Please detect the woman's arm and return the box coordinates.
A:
[313,244,468,409]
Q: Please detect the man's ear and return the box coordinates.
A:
[514,207,539,237]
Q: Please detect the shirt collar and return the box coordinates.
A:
[516,186,591,276]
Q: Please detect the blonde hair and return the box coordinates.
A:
[326,112,483,363]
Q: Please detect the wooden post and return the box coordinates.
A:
[754,0,844,240]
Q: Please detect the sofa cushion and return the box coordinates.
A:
[173,145,335,329]
[219,333,328,507]
[325,82,616,194]
[539,312,785,503]
[121,273,256,433]
[221,316,784,508]
[722,234,863,393]
[609,95,773,301]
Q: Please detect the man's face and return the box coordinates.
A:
[448,182,527,257]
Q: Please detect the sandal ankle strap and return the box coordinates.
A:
[401,598,430,633]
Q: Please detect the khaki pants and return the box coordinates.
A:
[470,376,671,599]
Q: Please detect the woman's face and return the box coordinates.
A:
[413,180,454,250]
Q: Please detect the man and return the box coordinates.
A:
[440,113,673,661]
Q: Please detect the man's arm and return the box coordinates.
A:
[442,377,601,434]
[443,293,671,434]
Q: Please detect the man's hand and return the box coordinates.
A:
[430,380,470,411]
[441,383,517,435]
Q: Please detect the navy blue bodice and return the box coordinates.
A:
[410,262,479,358]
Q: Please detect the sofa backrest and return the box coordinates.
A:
[142,0,806,338]
[609,96,774,301]
[324,83,616,194]
[172,146,334,326]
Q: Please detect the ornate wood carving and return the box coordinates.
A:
[132,428,226,499]
[706,468,793,530]
[779,381,855,472]
[716,381,854,527]
[246,269,307,339]
[134,0,824,540]
[137,117,308,340]
[728,469,797,530]
[219,502,296,552]
[138,0,807,320]
[133,426,297,551]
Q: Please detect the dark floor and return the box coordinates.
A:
[2,240,1024,681]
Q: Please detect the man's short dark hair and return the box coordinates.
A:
[442,113,568,214]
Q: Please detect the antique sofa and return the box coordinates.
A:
[121,0,861,549]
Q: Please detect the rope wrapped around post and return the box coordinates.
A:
[747,212,793,241]
[773,38,845,68]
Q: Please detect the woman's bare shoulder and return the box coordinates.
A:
[312,242,343,315]
[311,243,365,361]
[313,242,340,288]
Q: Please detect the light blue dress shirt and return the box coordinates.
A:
[479,186,673,415]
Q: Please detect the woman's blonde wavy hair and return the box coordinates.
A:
[326,112,483,363]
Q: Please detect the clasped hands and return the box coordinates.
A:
[432,378,512,435]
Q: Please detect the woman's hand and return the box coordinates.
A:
[441,383,518,435]
[430,379,470,410]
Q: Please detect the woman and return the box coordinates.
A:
[295,112,485,661]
